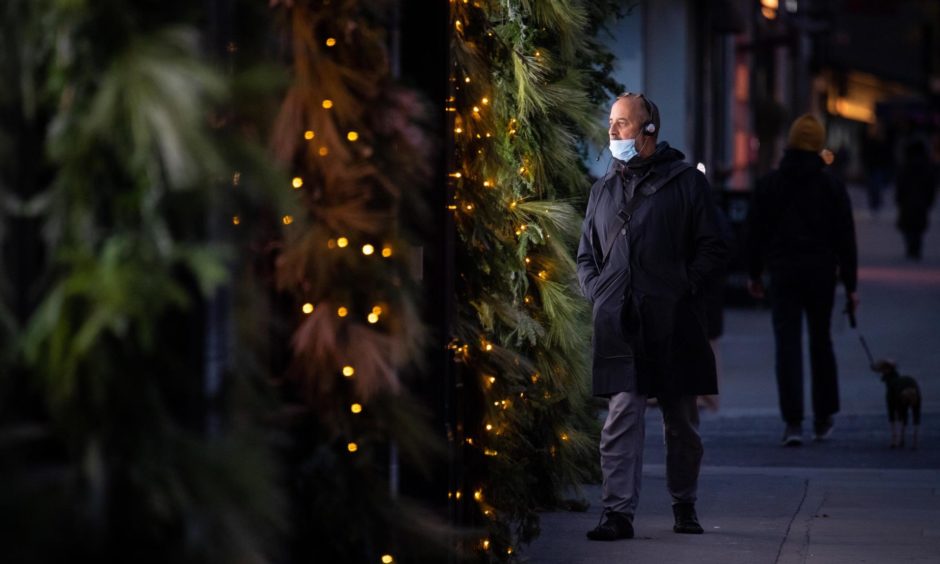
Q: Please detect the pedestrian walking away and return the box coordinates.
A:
[745,114,860,447]
[894,140,938,260]
[577,92,729,541]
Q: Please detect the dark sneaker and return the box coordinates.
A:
[813,417,834,441]
[781,424,803,447]
[672,503,704,534]
[586,509,634,541]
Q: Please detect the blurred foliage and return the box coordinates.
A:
[259,0,452,561]
[0,1,284,562]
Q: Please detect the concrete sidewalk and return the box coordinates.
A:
[525,465,940,564]
[522,187,940,563]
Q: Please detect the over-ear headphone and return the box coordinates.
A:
[637,94,658,136]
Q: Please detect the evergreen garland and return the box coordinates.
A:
[261,1,448,561]
[449,0,622,559]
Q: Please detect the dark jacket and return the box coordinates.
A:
[746,150,858,292]
[895,145,937,234]
[577,143,728,398]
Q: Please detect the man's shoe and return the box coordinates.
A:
[781,424,803,447]
[586,509,634,541]
[813,417,834,441]
[672,503,704,534]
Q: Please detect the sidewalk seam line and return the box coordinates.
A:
[775,477,809,564]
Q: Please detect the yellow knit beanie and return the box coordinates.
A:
[787,114,825,152]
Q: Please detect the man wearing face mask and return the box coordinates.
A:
[577,92,728,540]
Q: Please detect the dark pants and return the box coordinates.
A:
[902,230,923,260]
[769,268,840,425]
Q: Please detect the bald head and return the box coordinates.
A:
[608,94,658,159]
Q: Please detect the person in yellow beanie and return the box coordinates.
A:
[744,114,859,446]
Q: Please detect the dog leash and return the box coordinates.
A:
[845,303,875,365]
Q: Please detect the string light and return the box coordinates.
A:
[347,442,358,452]
[292,177,303,188]
[282,215,293,225]
[322,99,334,109]
[302,303,314,314]
[337,237,349,248]
[484,448,498,456]
[372,306,383,315]
[482,539,490,550]
[474,490,483,501]
[337,307,349,317]
[318,146,329,156]
[380,556,394,564]
[485,424,493,431]
[351,403,362,414]
[325,37,337,47]
[342,365,355,377]
[304,130,315,140]
[367,313,379,324]
[327,239,337,249]
[232,215,241,225]
[362,244,375,255]
[482,97,489,105]
[381,246,393,257]
[455,490,462,500]
[232,171,240,185]
[560,433,570,441]
[347,131,359,141]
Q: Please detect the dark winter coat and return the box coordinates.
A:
[746,150,858,293]
[895,152,937,234]
[577,143,729,398]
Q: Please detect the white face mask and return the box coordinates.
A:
[609,138,638,162]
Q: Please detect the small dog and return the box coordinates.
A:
[871,359,921,450]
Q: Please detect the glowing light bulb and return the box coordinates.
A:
[322,99,333,109]
[318,146,329,156]
[302,303,314,314]
[347,131,359,141]
[351,403,362,414]
[372,306,383,315]
[325,37,337,47]
[362,244,375,255]
[282,215,293,225]
[337,237,349,248]
[232,215,241,225]
[337,307,349,317]
[381,246,392,257]
[342,365,355,377]
[381,556,394,564]
[347,442,358,452]
[292,177,303,188]
[367,313,379,324]
[304,130,315,140]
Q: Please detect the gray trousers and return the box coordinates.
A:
[600,392,703,516]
